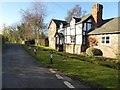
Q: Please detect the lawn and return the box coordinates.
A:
[23,45,119,88]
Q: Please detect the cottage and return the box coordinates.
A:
[88,17,120,58]
[48,19,67,50]
[48,3,120,58]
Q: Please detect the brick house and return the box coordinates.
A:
[48,3,120,58]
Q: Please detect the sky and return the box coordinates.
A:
[0,0,119,34]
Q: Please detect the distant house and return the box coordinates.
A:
[48,19,67,50]
[48,3,120,58]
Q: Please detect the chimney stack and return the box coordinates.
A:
[92,3,103,28]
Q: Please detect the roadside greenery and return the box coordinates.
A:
[1,35,6,48]
[116,53,120,59]
[23,45,119,88]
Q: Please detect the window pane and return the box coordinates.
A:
[106,36,110,44]
[87,23,91,31]
[71,36,75,43]
[101,37,105,43]
[106,36,109,40]
[106,41,109,43]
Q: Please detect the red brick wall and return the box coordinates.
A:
[92,3,103,28]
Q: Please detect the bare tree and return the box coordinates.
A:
[21,2,47,45]
[65,5,86,22]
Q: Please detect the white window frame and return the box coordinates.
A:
[100,35,111,45]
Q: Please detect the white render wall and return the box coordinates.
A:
[76,24,82,34]
[64,23,83,45]
[76,35,82,44]
[65,36,71,43]
[70,29,75,35]
[76,24,83,44]
[64,26,71,44]
[64,27,70,35]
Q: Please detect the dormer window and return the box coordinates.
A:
[60,23,63,29]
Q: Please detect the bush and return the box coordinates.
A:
[116,53,120,59]
[86,47,103,56]
[80,52,87,56]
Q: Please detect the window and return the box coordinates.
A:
[101,37,105,43]
[87,23,92,32]
[101,36,110,44]
[71,36,75,43]
[106,36,110,44]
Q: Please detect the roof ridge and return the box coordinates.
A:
[52,19,67,22]
[88,17,119,35]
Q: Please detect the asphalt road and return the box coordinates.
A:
[2,44,68,88]
[2,44,92,89]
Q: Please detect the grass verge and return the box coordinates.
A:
[23,45,119,88]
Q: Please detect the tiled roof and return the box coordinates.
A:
[52,19,68,28]
[73,17,81,23]
[77,14,92,24]
[88,17,120,34]
[64,14,92,27]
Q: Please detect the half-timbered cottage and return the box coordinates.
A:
[48,3,119,58]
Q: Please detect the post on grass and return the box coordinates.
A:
[28,46,31,50]
[34,47,37,55]
[50,50,53,64]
